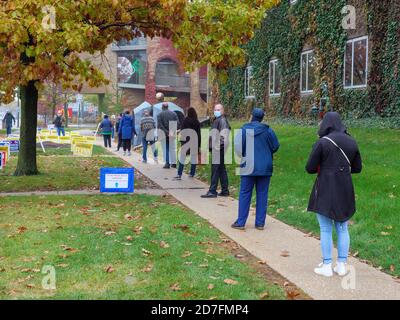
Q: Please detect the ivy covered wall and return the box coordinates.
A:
[218,0,400,119]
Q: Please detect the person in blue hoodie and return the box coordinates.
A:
[118,110,136,156]
[231,108,280,230]
[99,115,113,148]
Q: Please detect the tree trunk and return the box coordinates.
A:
[190,67,207,117]
[14,80,39,176]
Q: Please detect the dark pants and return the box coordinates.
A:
[56,126,65,136]
[122,139,131,152]
[236,176,271,227]
[161,136,176,165]
[6,125,12,135]
[117,133,122,151]
[103,134,112,148]
[177,162,196,177]
[209,149,228,194]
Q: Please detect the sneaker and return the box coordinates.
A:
[333,262,348,276]
[173,176,182,181]
[231,222,245,230]
[127,152,132,156]
[142,160,147,164]
[255,225,265,230]
[314,263,333,277]
[171,164,177,168]
[200,192,218,198]
[218,192,230,197]
[188,175,195,178]
[123,152,126,156]
[163,164,170,169]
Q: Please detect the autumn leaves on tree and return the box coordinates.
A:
[0,0,280,176]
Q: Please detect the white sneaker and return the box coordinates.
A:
[314,263,333,277]
[334,262,348,276]
[128,152,131,156]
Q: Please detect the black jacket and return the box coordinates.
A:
[180,117,201,150]
[209,116,230,151]
[157,110,179,136]
[4,112,16,127]
[306,112,362,222]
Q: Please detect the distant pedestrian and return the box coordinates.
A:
[157,102,178,169]
[53,111,66,136]
[111,115,116,139]
[140,109,158,164]
[174,107,201,180]
[306,112,362,277]
[100,115,113,148]
[118,110,136,156]
[3,110,16,137]
[231,108,280,230]
[201,104,231,198]
[115,113,123,151]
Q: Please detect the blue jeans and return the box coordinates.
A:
[57,126,65,136]
[142,138,158,162]
[317,214,350,264]
[6,125,12,135]
[236,176,271,227]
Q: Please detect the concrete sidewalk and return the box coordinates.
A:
[98,141,400,300]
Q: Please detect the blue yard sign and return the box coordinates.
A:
[100,168,134,193]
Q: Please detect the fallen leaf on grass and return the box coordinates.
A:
[16,226,27,234]
[142,248,152,257]
[126,236,133,241]
[257,260,267,265]
[104,231,116,236]
[124,214,134,221]
[380,232,390,236]
[182,251,192,258]
[207,284,214,290]
[160,241,170,248]
[60,245,78,253]
[390,265,395,272]
[234,254,245,259]
[260,292,269,299]
[26,284,35,289]
[56,264,69,268]
[286,290,300,300]
[224,279,238,285]
[170,283,181,291]
[173,224,190,232]
[105,265,114,273]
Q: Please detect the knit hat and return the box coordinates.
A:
[251,108,265,122]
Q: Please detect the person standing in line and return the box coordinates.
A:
[174,107,201,180]
[231,108,280,230]
[140,109,158,164]
[53,110,66,136]
[115,113,123,151]
[118,110,136,156]
[306,112,362,277]
[3,110,16,137]
[201,104,231,198]
[99,114,113,148]
[111,115,116,140]
[157,102,179,169]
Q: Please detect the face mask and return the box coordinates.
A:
[214,111,222,118]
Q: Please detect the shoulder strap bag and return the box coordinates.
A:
[322,136,351,167]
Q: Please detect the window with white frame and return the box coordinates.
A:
[300,50,316,93]
[344,36,368,88]
[269,59,281,96]
[245,66,255,98]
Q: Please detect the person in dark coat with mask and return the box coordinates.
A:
[306,112,362,277]
[231,108,280,230]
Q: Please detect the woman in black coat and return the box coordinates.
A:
[306,112,362,277]
[174,107,201,180]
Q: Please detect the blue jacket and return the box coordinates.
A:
[118,115,136,139]
[234,121,280,176]
[99,118,113,135]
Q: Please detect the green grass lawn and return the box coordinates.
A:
[0,146,139,192]
[195,121,400,277]
[0,195,285,300]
